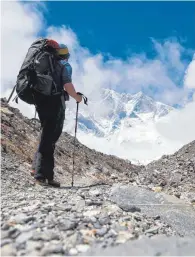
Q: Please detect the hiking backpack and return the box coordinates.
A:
[8,38,69,105]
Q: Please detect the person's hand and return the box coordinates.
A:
[76,94,82,103]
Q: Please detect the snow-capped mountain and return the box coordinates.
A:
[65,89,173,137]
[64,89,175,164]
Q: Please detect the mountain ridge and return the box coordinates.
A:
[63,89,176,164]
[65,89,174,137]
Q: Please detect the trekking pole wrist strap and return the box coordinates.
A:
[77,92,88,105]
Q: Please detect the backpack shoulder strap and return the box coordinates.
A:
[48,54,55,73]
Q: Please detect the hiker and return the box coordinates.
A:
[31,42,82,187]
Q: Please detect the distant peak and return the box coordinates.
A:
[133,91,145,98]
[103,88,119,95]
[102,88,121,99]
[133,91,156,103]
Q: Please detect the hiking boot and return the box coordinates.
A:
[30,170,35,177]
[35,178,47,186]
[48,180,60,187]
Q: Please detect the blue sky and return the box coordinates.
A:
[43,1,195,105]
[45,1,195,60]
[2,1,195,108]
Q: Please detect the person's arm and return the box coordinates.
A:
[61,62,82,103]
[64,83,82,103]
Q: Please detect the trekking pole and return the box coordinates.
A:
[71,102,79,187]
[7,85,16,103]
[71,93,88,187]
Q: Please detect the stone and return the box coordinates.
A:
[145,226,161,235]
[80,229,97,238]
[115,231,135,244]
[26,240,43,251]
[111,223,127,232]
[100,237,115,248]
[16,224,38,233]
[71,196,86,208]
[89,188,102,197]
[59,220,78,231]
[1,223,10,230]
[111,174,118,180]
[54,204,72,212]
[104,204,123,215]
[93,222,102,229]
[15,231,33,245]
[9,214,36,224]
[90,216,97,223]
[41,244,64,255]
[0,239,12,247]
[190,199,195,205]
[99,216,111,225]
[63,232,79,248]
[69,248,78,255]
[9,228,21,239]
[82,235,95,245]
[96,227,108,237]
[152,186,163,192]
[66,230,75,237]
[32,231,60,241]
[76,244,90,253]
[83,209,101,217]
[85,200,103,206]
[83,217,91,223]
[1,230,9,239]
[1,107,14,115]
[153,215,160,220]
[24,250,40,256]
[1,244,17,256]
[107,229,118,238]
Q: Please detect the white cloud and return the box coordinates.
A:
[152,38,186,72]
[156,101,195,144]
[1,1,45,118]
[1,1,195,164]
[1,1,44,89]
[156,55,195,148]
[184,54,195,89]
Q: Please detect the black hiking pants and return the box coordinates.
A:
[32,94,65,181]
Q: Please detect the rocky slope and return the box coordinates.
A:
[1,97,140,187]
[138,141,195,203]
[1,97,195,256]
